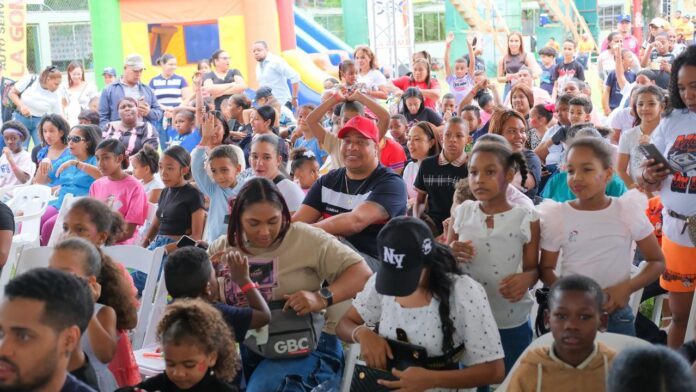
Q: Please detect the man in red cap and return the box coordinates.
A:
[294,115,407,270]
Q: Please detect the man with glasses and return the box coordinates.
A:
[294,116,407,270]
[98,54,163,130]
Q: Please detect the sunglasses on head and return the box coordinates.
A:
[67,135,86,143]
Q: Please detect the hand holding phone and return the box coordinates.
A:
[638,144,675,173]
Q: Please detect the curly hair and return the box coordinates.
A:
[158,298,239,382]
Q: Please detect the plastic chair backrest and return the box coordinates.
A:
[14,246,53,276]
[0,241,20,297]
[47,194,82,246]
[103,245,165,349]
[8,185,51,217]
[141,275,169,349]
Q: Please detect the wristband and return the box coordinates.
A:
[240,281,260,294]
[351,325,368,343]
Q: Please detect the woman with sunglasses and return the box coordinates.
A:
[4,66,63,149]
[102,97,159,158]
[38,124,102,245]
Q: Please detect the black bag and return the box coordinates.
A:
[243,299,324,359]
[1,76,35,120]
[350,364,396,392]
[534,287,551,337]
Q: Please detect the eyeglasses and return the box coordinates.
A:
[67,136,86,143]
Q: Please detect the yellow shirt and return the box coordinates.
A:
[578,39,593,53]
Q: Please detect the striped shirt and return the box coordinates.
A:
[148,74,188,107]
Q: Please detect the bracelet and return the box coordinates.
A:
[351,325,368,343]
[642,171,658,185]
[240,281,260,294]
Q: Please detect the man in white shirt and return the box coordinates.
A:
[252,41,301,109]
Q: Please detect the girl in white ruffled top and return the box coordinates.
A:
[538,136,664,336]
[448,141,540,374]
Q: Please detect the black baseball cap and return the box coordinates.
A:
[255,86,273,102]
[375,216,435,297]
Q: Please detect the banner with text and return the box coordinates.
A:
[0,0,26,78]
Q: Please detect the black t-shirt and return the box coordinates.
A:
[404,107,443,128]
[227,119,250,145]
[303,164,407,257]
[70,355,99,391]
[117,371,238,392]
[413,155,468,232]
[552,60,585,82]
[523,149,542,198]
[156,184,205,236]
[204,69,243,110]
[649,50,675,89]
[61,373,97,392]
[214,303,252,343]
[0,202,13,233]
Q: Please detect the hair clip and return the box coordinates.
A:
[543,103,556,112]
[302,150,316,159]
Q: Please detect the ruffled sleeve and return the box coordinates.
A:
[536,199,565,251]
[517,206,539,244]
[615,189,654,241]
[451,200,479,237]
[352,274,382,326]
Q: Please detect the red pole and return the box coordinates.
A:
[632,0,643,43]
[276,0,296,51]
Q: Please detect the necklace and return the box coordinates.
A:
[159,185,184,219]
[343,171,370,208]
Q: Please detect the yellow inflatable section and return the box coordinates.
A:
[282,49,334,95]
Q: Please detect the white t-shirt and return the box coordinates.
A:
[61,82,99,125]
[538,190,654,288]
[357,69,387,91]
[452,201,538,329]
[651,110,696,247]
[0,149,34,187]
[14,76,62,117]
[276,178,305,212]
[541,126,565,166]
[618,126,648,182]
[609,106,635,134]
[142,173,165,195]
[403,161,420,200]
[353,274,504,392]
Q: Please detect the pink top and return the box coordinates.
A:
[89,175,148,244]
[392,76,441,110]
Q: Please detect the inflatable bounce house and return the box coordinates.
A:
[88,0,354,105]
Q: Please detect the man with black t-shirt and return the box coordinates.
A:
[294,115,407,270]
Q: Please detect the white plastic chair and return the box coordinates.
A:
[13,246,54,277]
[46,194,81,246]
[340,343,361,392]
[684,291,696,342]
[0,241,20,297]
[135,202,158,245]
[7,185,52,248]
[133,275,169,378]
[103,245,165,349]
[628,261,648,319]
[496,331,651,391]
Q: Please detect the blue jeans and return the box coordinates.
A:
[131,235,175,297]
[499,320,533,374]
[607,305,636,336]
[13,112,42,149]
[577,53,589,69]
[244,333,344,392]
[154,119,169,151]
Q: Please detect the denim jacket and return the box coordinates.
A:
[98,80,163,130]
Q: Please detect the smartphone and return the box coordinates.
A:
[638,144,675,173]
[472,36,478,46]
[176,235,196,248]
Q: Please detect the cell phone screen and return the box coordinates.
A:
[177,235,196,248]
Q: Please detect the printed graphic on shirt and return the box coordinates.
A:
[668,133,696,194]
[217,257,278,306]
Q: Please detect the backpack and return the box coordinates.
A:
[1,76,36,121]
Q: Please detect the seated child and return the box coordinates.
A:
[0,121,34,187]
[164,246,271,344]
[290,148,319,193]
[167,109,201,152]
[116,298,241,391]
[608,345,696,392]
[507,275,616,392]
[440,92,457,120]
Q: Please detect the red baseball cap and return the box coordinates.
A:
[337,116,379,144]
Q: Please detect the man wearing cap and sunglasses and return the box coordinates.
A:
[98,53,163,131]
[294,115,407,271]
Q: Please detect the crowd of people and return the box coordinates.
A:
[0,10,695,392]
